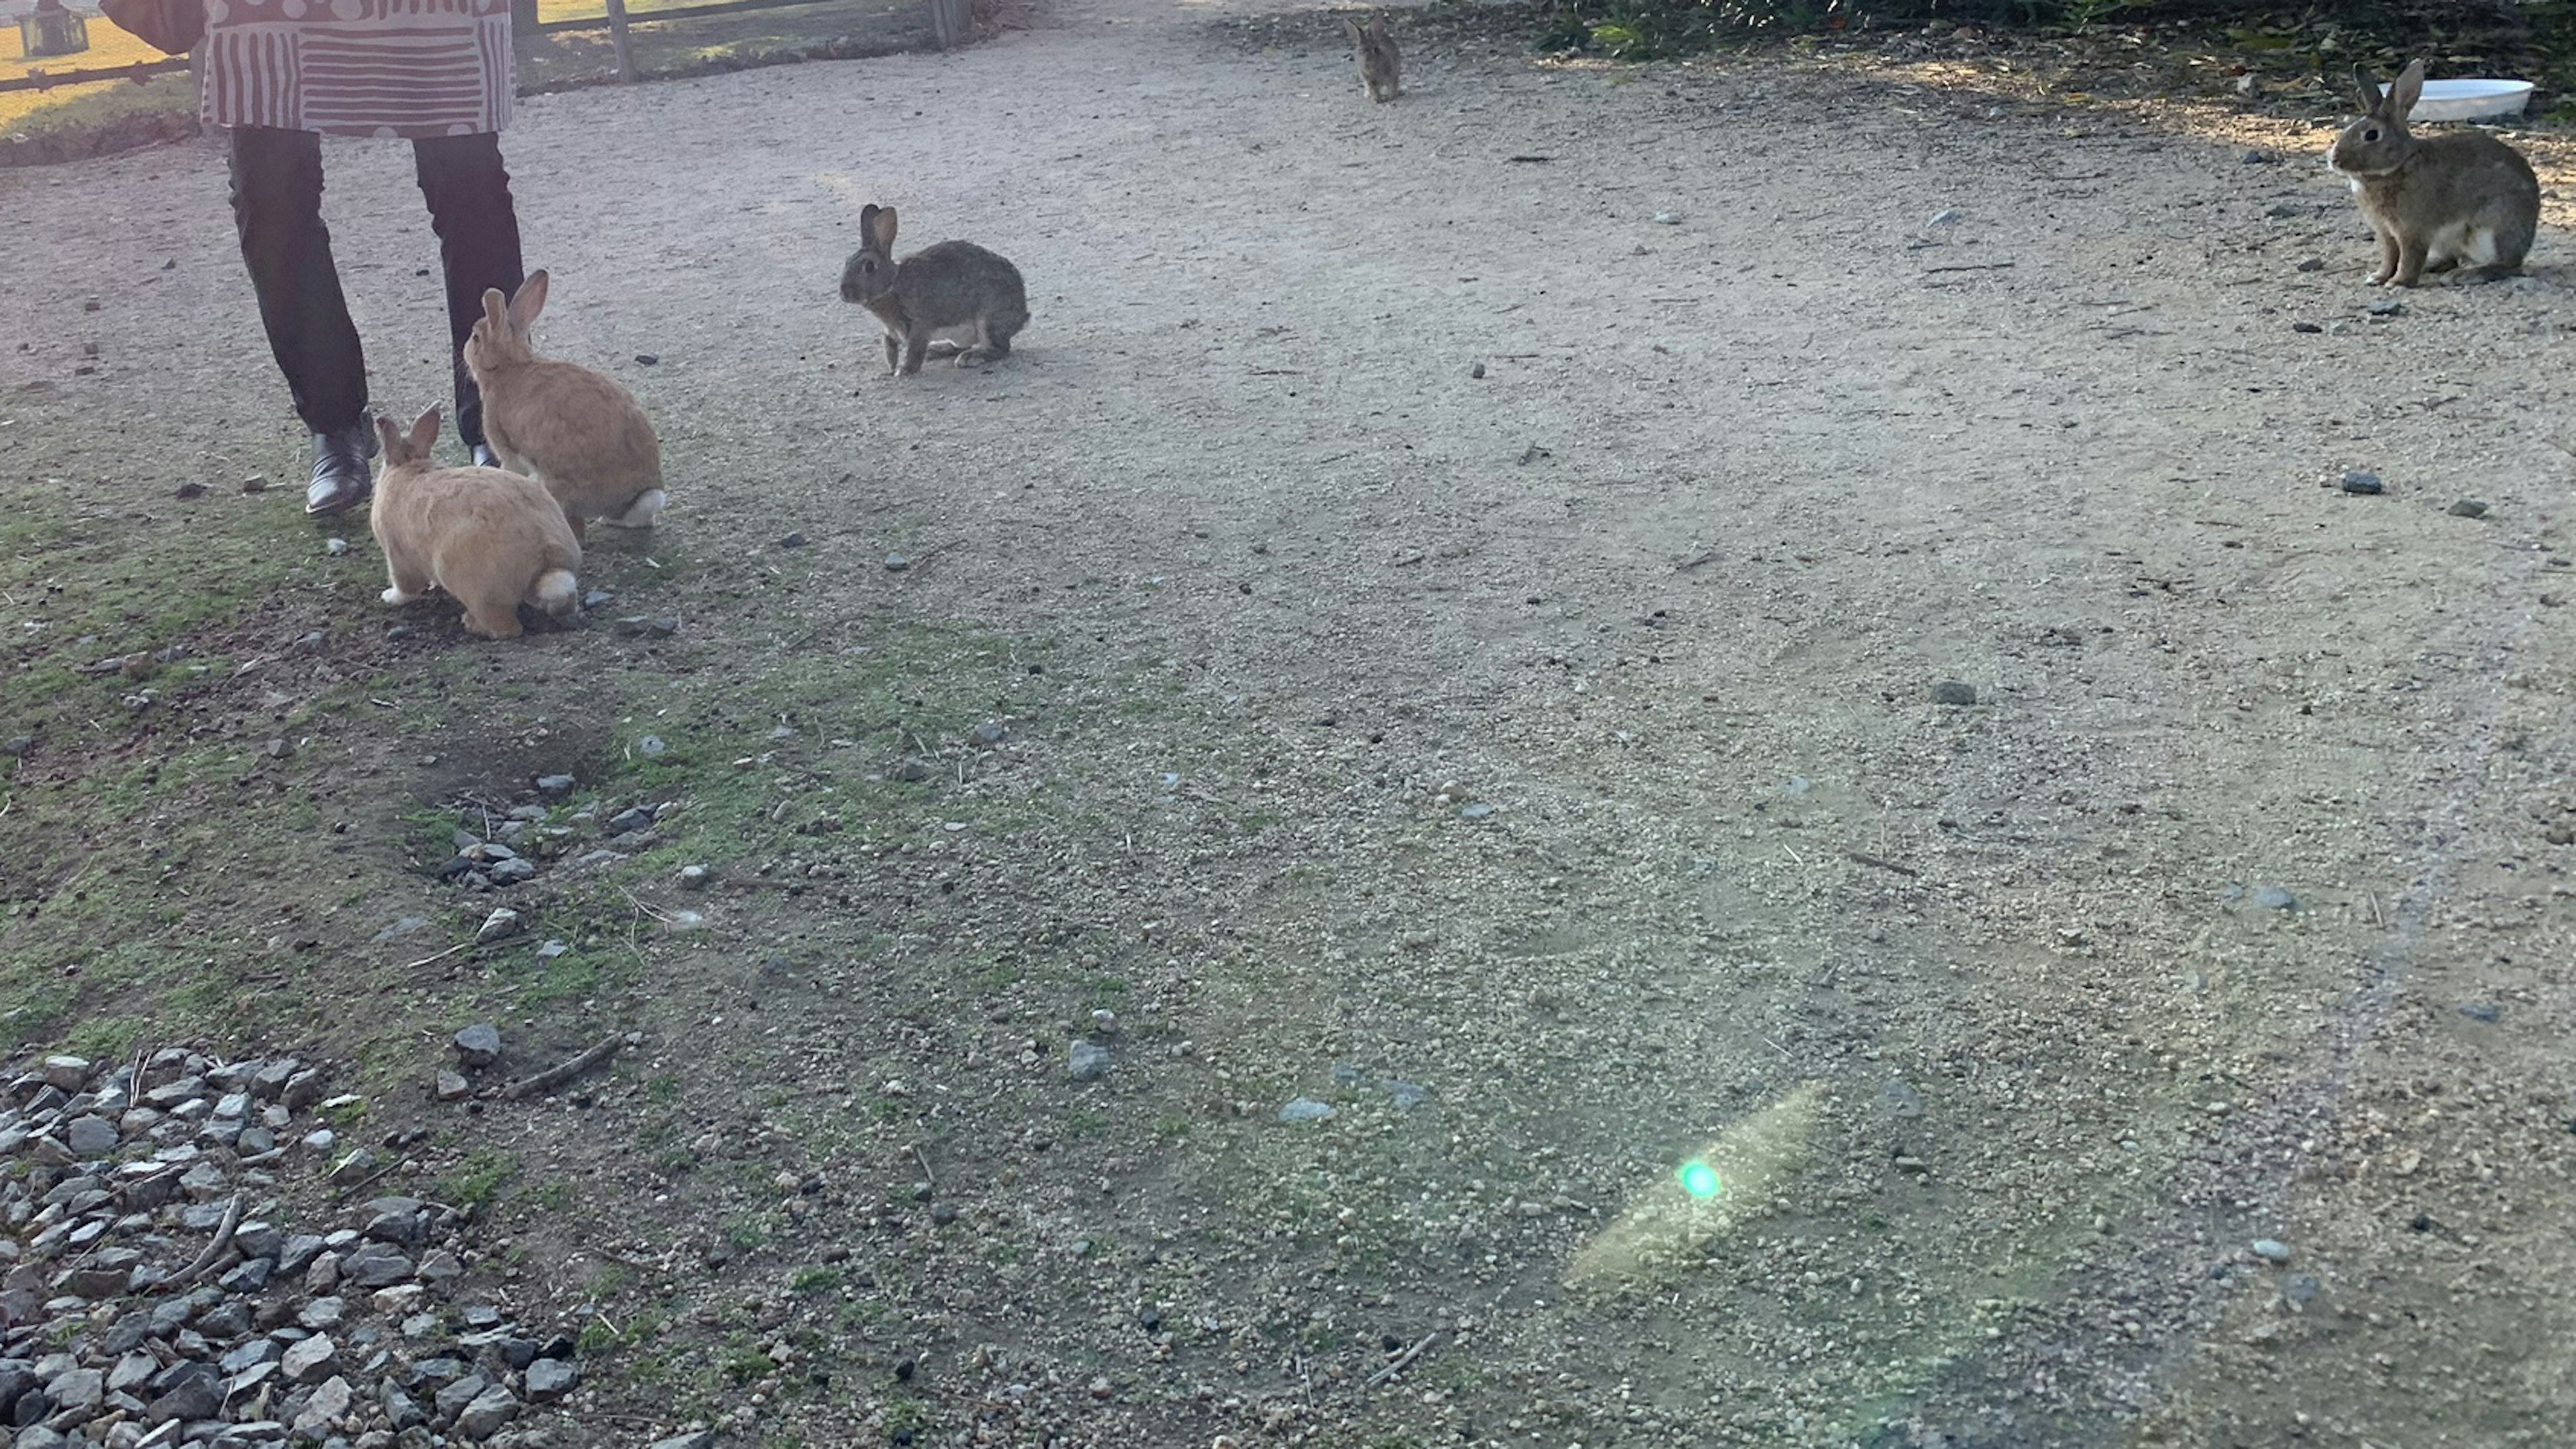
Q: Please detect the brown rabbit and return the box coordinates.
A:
[1346,14,1399,103]
[370,406,582,641]
[2328,59,2540,286]
[464,270,668,537]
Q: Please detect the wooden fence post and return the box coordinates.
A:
[604,0,636,81]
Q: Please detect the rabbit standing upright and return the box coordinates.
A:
[369,406,582,641]
[839,205,1030,376]
[1347,15,1400,103]
[2329,59,2539,286]
[464,270,669,536]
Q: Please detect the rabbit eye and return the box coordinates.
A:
[2364,127,2381,142]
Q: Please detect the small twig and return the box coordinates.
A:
[331,1159,401,1203]
[2367,894,2385,930]
[1845,851,1921,879]
[500,1035,625,1102]
[1366,1331,1438,1387]
[399,940,478,971]
[911,1142,937,1191]
[1674,550,1720,572]
[619,885,672,924]
[1922,262,2017,274]
[161,1193,244,1291]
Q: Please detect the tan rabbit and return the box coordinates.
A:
[1346,14,1399,103]
[464,270,668,537]
[2328,59,2540,286]
[370,407,583,641]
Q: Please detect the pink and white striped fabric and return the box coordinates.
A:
[200,0,513,138]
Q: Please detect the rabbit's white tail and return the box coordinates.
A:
[535,568,580,618]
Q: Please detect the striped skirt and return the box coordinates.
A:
[201,0,514,138]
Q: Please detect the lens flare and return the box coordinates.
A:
[1567,1081,1825,1292]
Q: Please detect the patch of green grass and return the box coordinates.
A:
[525,1179,576,1212]
[722,1215,769,1252]
[790,1266,844,1296]
[718,1340,778,1386]
[439,1149,521,1208]
[645,1073,682,1104]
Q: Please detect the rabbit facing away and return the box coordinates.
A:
[464,270,669,537]
[2328,59,2539,287]
[370,407,582,641]
[839,205,1030,376]
[1347,15,1399,103]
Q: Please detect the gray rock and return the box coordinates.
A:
[215,1258,271,1293]
[62,1118,117,1157]
[44,1368,99,1412]
[290,1375,351,1438]
[1066,1042,1112,1083]
[142,1362,221,1425]
[2340,471,2384,495]
[1877,1080,1927,1118]
[883,553,910,572]
[2458,1001,2502,1024]
[280,1334,337,1385]
[14,1427,64,1449]
[521,1360,577,1404]
[435,1072,470,1102]
[1932,680,1978,706]
[606,806,655,835]
[647,1436,717,1449]
[472,910,520,947]
[233,1221,282,1260]
[1279,1097,1334,1124]
[219,1341,278,1375]
[300,1297,345,1330]
[382,1382,427,1430]
[2252,885,2297,910]
[453,1020,502,1067]
[326,1150,378,1188]
[195,1301,249,1339]
[105,1354,154,1396]
[431,1373,490,1421]
[280,1069,325,1110]
[968,720,1007,745]
[2250,1238,2292,1264]
[2449,498,2489,518]
[534,774,575,798]
[486,857,537,886]
[1384,1081,1430,1111]
[339,1243,413,1289]
[276,1234,327,1276]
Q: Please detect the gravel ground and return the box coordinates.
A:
[1,1,2572,1445]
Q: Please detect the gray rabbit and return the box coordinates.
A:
[2328,59,2539,286]
[839,204,1030,374]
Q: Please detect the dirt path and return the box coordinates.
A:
[3,1,2573,1445]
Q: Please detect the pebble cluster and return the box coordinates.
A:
[0,1052,585,1449]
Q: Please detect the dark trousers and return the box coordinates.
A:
[228,125,525,447]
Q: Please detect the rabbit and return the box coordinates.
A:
[1346,14,1400,103]
[2328,58,2539,287]
[838,204,1030,376]
[369,406,582,641]
[464,270,669,537]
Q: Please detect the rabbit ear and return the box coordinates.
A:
[480,286,510,332]
[374,414,404,458]
[2390,58,2426,117]
[506,270,549,331]
[865,205,898,252]
[407,407,441,455]
[1344,17,1362,40]
[2351,66,2382,116]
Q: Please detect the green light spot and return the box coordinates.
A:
[1678,1161,1722,1200]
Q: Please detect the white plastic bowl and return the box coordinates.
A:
[2380,78,2535,123]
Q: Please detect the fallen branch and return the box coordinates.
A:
[1845,851,1921,878]
[399,939,478,971]
[500,1035,625,1101]
[160,1193,243,1291]
[1367,1331,1438,1388]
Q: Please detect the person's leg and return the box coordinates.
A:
[413,132,525,461]
[229,125,375,513]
